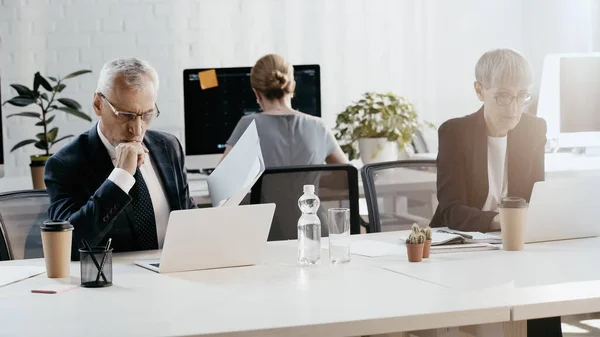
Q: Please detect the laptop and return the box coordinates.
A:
[515,176,600,243]
[135,203,276,273]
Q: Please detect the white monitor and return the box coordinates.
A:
[538,53,600,149]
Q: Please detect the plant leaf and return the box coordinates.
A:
[61,69,92,80]
[33,72,41,91]
[52,135,74,146]
[47,76,58,82]
[7,112,41,119]
[57,98,81,109]
[53,84,66,93]
[10,84,34,98]
[40,93,49,101]
[46,127,58,143]
[3,96,37,107]
[36,132,46,140]
[36,73,53,91]
[36,115,56,126]
[34,140,48,150]
[56,107,92,122]
[10,139,38,152]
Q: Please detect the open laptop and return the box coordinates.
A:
[515,176,600,243]
[135,203,276,273]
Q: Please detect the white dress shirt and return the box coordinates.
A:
[482,135,508,212]
[97,123,171,248]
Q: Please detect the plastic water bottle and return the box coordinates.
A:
[297,184,321,265]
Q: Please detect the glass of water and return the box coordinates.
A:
[328,208,351,264]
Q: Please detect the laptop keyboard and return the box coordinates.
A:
[150,263,160,268]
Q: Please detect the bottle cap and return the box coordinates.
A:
[303,185,315,194]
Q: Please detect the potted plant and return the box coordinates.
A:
[3,70,92,189]
[334,92,434,164]
[405,224,425,262]
[421,226,432,258]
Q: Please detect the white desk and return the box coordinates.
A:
[367,232,600,335]
[0,237,514,337]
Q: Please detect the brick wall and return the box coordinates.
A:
[0,0,596,175]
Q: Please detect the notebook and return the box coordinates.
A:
[431,227,502,245]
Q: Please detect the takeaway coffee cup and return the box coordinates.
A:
[498,197,528,251]
[40,220,74,278]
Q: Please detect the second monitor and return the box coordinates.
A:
[183,65,321,170]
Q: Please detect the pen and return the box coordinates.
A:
[81,239,108,284]
[95,238,112,284]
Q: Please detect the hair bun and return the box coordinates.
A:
[272,70,288,89]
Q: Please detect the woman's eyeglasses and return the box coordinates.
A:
[98,92,160,123]
[492,92,532,106]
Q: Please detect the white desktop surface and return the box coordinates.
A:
[0,235,511,337]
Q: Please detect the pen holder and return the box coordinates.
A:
[79,247,113,288]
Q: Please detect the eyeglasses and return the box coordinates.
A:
[98,92,160,123]
[492,92,532,106]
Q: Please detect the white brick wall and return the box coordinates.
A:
[0,0,598,176]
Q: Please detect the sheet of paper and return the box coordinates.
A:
[198,69,218,90]
[345,240,404,257]
[207,120,265,207]
[0,266,46,287]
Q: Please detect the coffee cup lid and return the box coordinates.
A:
[499,197,528,208]
[40,220,74,232]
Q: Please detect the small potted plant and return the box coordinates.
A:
[421,226,432,258]
[405,224,425,262]
[3,70,92,189]
[334,92,434,164]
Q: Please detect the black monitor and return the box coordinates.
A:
[183,65,321,167]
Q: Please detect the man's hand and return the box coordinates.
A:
[114,142,148,175]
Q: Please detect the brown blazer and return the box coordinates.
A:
[430,107,547,232]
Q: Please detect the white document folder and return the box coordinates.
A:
[207,120,265,207]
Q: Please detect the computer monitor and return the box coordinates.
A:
[183,65,321,170]
[538,53,600,150]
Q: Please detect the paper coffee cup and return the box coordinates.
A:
[40,220,74,278]
[498,197,528,251]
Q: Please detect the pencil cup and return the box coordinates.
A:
[79,247,113,288]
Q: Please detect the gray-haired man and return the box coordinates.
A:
[45,58,196,259]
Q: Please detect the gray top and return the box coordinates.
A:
[226,113,337,168]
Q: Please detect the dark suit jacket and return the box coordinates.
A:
[430,107,547,232]
[45,124,196,259]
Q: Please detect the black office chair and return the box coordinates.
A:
[250,164,361,241]
[361,160,437,232]
[0,190,50,260]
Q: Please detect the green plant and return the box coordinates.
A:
[3,70,93,157]
[421,227,432,241]
[334,92,434,160]
[406,223,425,244]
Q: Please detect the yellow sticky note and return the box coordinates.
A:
[198,69,218,90]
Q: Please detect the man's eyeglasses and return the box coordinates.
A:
[492,92,532,106]
[98,92,160,123]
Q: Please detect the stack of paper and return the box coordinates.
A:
[431,227,502,245]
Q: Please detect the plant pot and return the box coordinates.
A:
[423,239,432,258]
[358,138,398,164]
[30,155,51,190]
[406,243,424,262]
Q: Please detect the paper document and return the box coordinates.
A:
[0,266,46,287]
[430,227,502,245]
[430,243,500,254]
[207,120,265,207]
[345,240,404,257]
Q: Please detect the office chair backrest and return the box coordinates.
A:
[361,160,437,232]
[250,164,360,241]
[0,190,50,260]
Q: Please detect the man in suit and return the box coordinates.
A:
[45,58,195,259]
